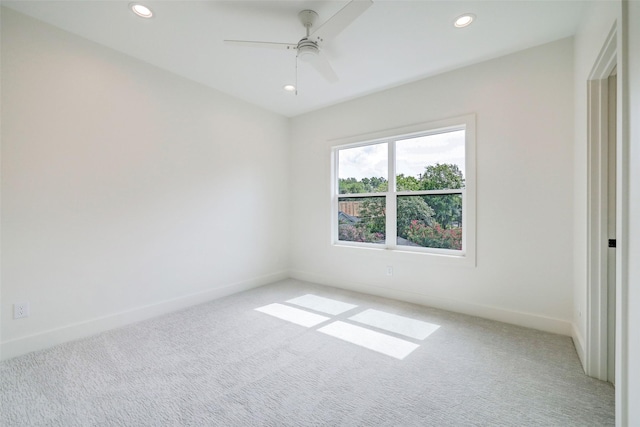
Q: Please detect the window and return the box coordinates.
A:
[333,115,475,259]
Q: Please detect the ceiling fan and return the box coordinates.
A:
[224,0,373,87]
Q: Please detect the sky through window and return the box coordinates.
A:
[338,131,465,180]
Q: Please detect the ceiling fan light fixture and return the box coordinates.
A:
[454,13,475,28]
[297,44,319,62]
[130,3,153,18]
[283,84,296,92]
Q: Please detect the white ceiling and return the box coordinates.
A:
[2,0,587,117]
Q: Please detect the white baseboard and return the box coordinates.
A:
[289,270,573,336]
[572,322,586,371]
[0,271,288,361]
[3,269,575,361]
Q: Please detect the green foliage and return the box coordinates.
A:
[341,163,463,194]
[422,194,462,229]
[406,221,462,250]
[338,223,383,243]
[337,163,464,245]
[397,197,434,238]
[396,174,421,191]
[339,177,387,194]
[359,197,386,235]
[337,196,385,243]
[420,163,465,190]
[361,177,388,192]
[419,164,464,229]
[339,178,366,194]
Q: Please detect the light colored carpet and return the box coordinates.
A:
[0,279,614,426]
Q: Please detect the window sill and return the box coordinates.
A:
[332,241,476,267]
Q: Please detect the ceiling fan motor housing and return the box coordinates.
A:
[297,38,319,61]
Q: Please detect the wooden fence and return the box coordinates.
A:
[338,200,362,217]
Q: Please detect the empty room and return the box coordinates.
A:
[1,1,639,425]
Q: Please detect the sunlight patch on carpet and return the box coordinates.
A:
[254,296,439,360]
[349,309,440,340]
[286,294,358,315]
[255,303,330,327]
[318,321,419,360]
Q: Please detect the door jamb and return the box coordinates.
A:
[586,24,617,381]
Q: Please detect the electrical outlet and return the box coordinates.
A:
[386,266,393,276]
[14,302,30,319]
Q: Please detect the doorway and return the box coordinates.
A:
[586,25,617,383]
[606,68,616,384]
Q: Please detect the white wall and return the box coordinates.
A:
[0,9,289,360]
[289,38,575,335]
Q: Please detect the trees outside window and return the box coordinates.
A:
[334,119,474,255]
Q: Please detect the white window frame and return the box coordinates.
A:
[331,115,476,266]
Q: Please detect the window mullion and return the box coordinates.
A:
[386,140,397,248]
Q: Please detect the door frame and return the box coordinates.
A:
[586,25,617,381]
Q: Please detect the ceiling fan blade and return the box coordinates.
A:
[310,0,372,44]
[224,40,297,51]
[308,52,339,83]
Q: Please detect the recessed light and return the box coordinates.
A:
[454,14,475,28]
[130,3,153,18]
[283,84,296,92]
